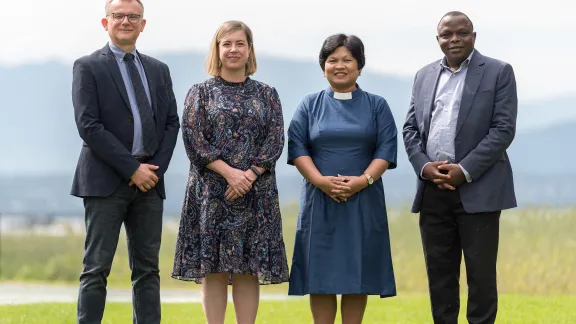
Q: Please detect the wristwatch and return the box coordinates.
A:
[363,173,374,185]
[250,166,262,179]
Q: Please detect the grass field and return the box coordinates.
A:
[1,294,575,323]
[2,205,576,295]
[1,206,576,322]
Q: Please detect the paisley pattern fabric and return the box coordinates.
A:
[172,77,289,285]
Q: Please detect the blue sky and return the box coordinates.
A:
[1,0,574,101]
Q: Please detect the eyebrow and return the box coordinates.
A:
[328,55,350,59]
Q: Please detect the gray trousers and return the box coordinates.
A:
[77,182,163,324]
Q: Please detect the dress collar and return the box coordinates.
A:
[326,84,363,100]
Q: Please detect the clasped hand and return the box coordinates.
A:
[316,174,368,203]
[224,168,256,201]
[422,161,466,190]
[129,163,159,192]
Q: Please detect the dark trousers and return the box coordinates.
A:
[420,182,500,324]
[77,182,163,324]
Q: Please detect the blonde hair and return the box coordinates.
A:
[206,20,257,77]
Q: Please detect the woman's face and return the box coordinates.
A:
[324,46,360,91]
[218,30,250,73]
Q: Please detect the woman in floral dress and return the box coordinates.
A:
[172,20,289,323]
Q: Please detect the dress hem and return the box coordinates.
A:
[171,274,289,286]
[287,291,397,298]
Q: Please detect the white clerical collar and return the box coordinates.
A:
[333,91,353,100]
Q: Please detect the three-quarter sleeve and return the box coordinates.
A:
[287,97,311,165]
[373,98,398,169]
[250,87,285,171]
[182,84,222,167]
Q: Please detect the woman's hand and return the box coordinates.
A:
[224,168,253,200]
[314,176,351,203]
[225,169,257,201]
[331,174,368,200]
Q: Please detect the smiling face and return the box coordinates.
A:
[436,14,476,68]
[324,46,360,92]
[218,30,251,74]
[101,0,146,48]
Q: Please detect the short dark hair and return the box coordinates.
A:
[319,34,365,71]
[438,11,474,30]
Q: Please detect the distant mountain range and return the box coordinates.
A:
[0,49,574,215]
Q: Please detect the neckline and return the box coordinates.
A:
[217,76,250,87]
[326,84,363,100]
[108,41,137,61]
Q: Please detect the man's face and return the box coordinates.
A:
[101,0,146,48]
[436,15,476,66]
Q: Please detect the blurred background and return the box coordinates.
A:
[0,0,575,320]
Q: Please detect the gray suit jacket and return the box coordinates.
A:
[402,50,517,214]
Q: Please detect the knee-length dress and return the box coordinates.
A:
[287,85,398,296]
[172,77,289,285]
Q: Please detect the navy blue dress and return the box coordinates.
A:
[287,85,397,296]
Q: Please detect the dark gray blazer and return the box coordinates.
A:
[403,50,517,214]
[70,44,180,199]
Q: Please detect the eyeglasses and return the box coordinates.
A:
[108,13,142,23]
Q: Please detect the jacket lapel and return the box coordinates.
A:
[138,52,158,117]
[101,45,131,112]
[456,52,486,135]
[422,64,442,139]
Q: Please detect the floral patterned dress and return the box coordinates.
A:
[172,76,289,285]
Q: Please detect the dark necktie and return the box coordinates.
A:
[124,53,158,155]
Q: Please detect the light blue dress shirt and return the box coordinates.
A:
[422,50,475,182]
[108,42,152,157]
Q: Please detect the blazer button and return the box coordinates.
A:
[128,116,134,122]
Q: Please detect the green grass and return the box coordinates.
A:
[2,206,576,295]
[2,206,576,322]
[1,295,575,323]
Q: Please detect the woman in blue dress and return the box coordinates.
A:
[287,34,398,323]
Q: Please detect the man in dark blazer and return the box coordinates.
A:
[403,11,518,324]
[71,0,179,323]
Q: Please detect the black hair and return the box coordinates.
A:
[319,34,365,71]
[438,11,474,30]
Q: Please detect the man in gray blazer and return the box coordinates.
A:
[71,0,180,323]
[403,11,517,324]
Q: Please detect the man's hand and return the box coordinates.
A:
[422,161,450,181]
[437,164,466,188]
[129,164,159,192]
[422,161,457,190]
[225,170,256,201]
